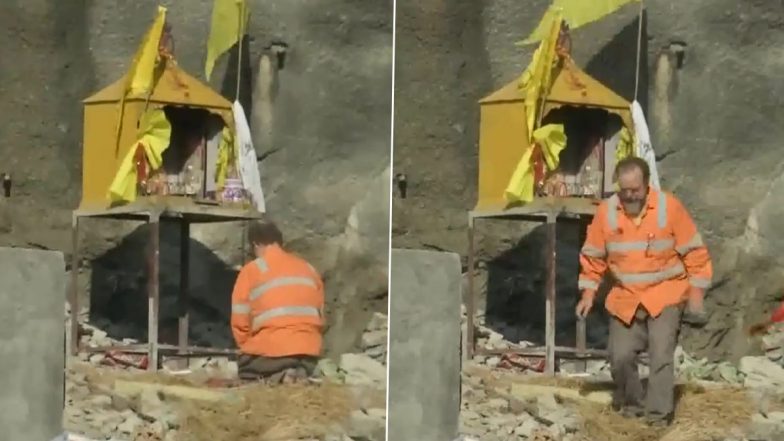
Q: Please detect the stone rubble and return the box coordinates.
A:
[762,324,784,366]
[459,306,784,441]
[361,312,388,365]
[63,304,387,441]
[458,358,584,441]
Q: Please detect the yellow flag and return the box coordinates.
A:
[518,0,640,45]
[205,0,250,81]
[114,6,167,149]
[519,10,562,141]
[125,5,168,96]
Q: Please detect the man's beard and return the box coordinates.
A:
[621,199,644,216]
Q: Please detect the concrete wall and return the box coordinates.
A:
[0,248,65,440]
[388,249,461,441]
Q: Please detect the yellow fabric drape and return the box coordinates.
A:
[114,6,167,148]
[518,10,563,142]
[504,124,567,204]
[519,0,640,45]
[214,125,236,190]
[108,108,172,203]
[616,126,635,162]
[205,0,250,81]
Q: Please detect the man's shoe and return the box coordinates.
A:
[645,417,671,428]
[619,406,644,418]
[683,310,708,327]
[621,406,645,418]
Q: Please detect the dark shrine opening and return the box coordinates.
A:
[537,106,625,199]
[149,106,226,199]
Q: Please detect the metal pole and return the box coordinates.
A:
[147,212,161,372]
[466,220,476,360]
[178,220,190,368]
[68,214,81,357]
[544,211,557,375]
[576,216,588,372]
[633,0,645,102]
[235,1,245,102]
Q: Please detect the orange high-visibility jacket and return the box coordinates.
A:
[230,244,325,357]
[579,189,712,325]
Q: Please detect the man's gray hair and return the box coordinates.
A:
[614,156,650,185]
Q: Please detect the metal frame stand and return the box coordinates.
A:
[465,197,606,375]
[68,197,262,371]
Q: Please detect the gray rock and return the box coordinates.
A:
[478,398,510,416]
[340,353,387,387]
[361,330,387,349]
[366,313,388,332]
[536,393,560,413]
[747,413,784,440]
[461,410,481,421]
[316,358,342,381]
[514,418,541,438]
[138,389,178,429]
[363,345,386,361]
[459,423,487,438]
[740,356,784,390]
[116,412,143,435]
[347,409,386,441]
[86,394,112,409]
[485,414,516,428]
[485,356,501,368]
[767,411,784,424]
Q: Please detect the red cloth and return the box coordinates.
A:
[771,299,784,323]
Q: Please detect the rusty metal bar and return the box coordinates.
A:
[147,211,161,372]
[576,216,588,372]
[576,319,587,370]
[178,220,190,364]
[478,345,607,358]
[544,211,557,375]
[466,221,476,360]
[68,213,81,357]
[82,343,239,356]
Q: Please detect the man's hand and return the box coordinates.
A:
[576,292,595,319]
[683,287,708,327]
[687,287,705,314]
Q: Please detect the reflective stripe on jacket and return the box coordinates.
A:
[579,188,713,325]
[230,244,324,357]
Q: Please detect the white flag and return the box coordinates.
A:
[232,100,266,212]
[631,100,661,190]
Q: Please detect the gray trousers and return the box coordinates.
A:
[608,304,683,421]
[237,354,318,381]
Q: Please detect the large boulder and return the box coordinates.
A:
[0,0,392,354]
[393,0,784,359]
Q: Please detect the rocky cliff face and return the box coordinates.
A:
[393,0,784,360]
[0,0,392,355]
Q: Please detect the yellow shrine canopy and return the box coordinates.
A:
[79,59,236,211]
[474,8,635,214]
